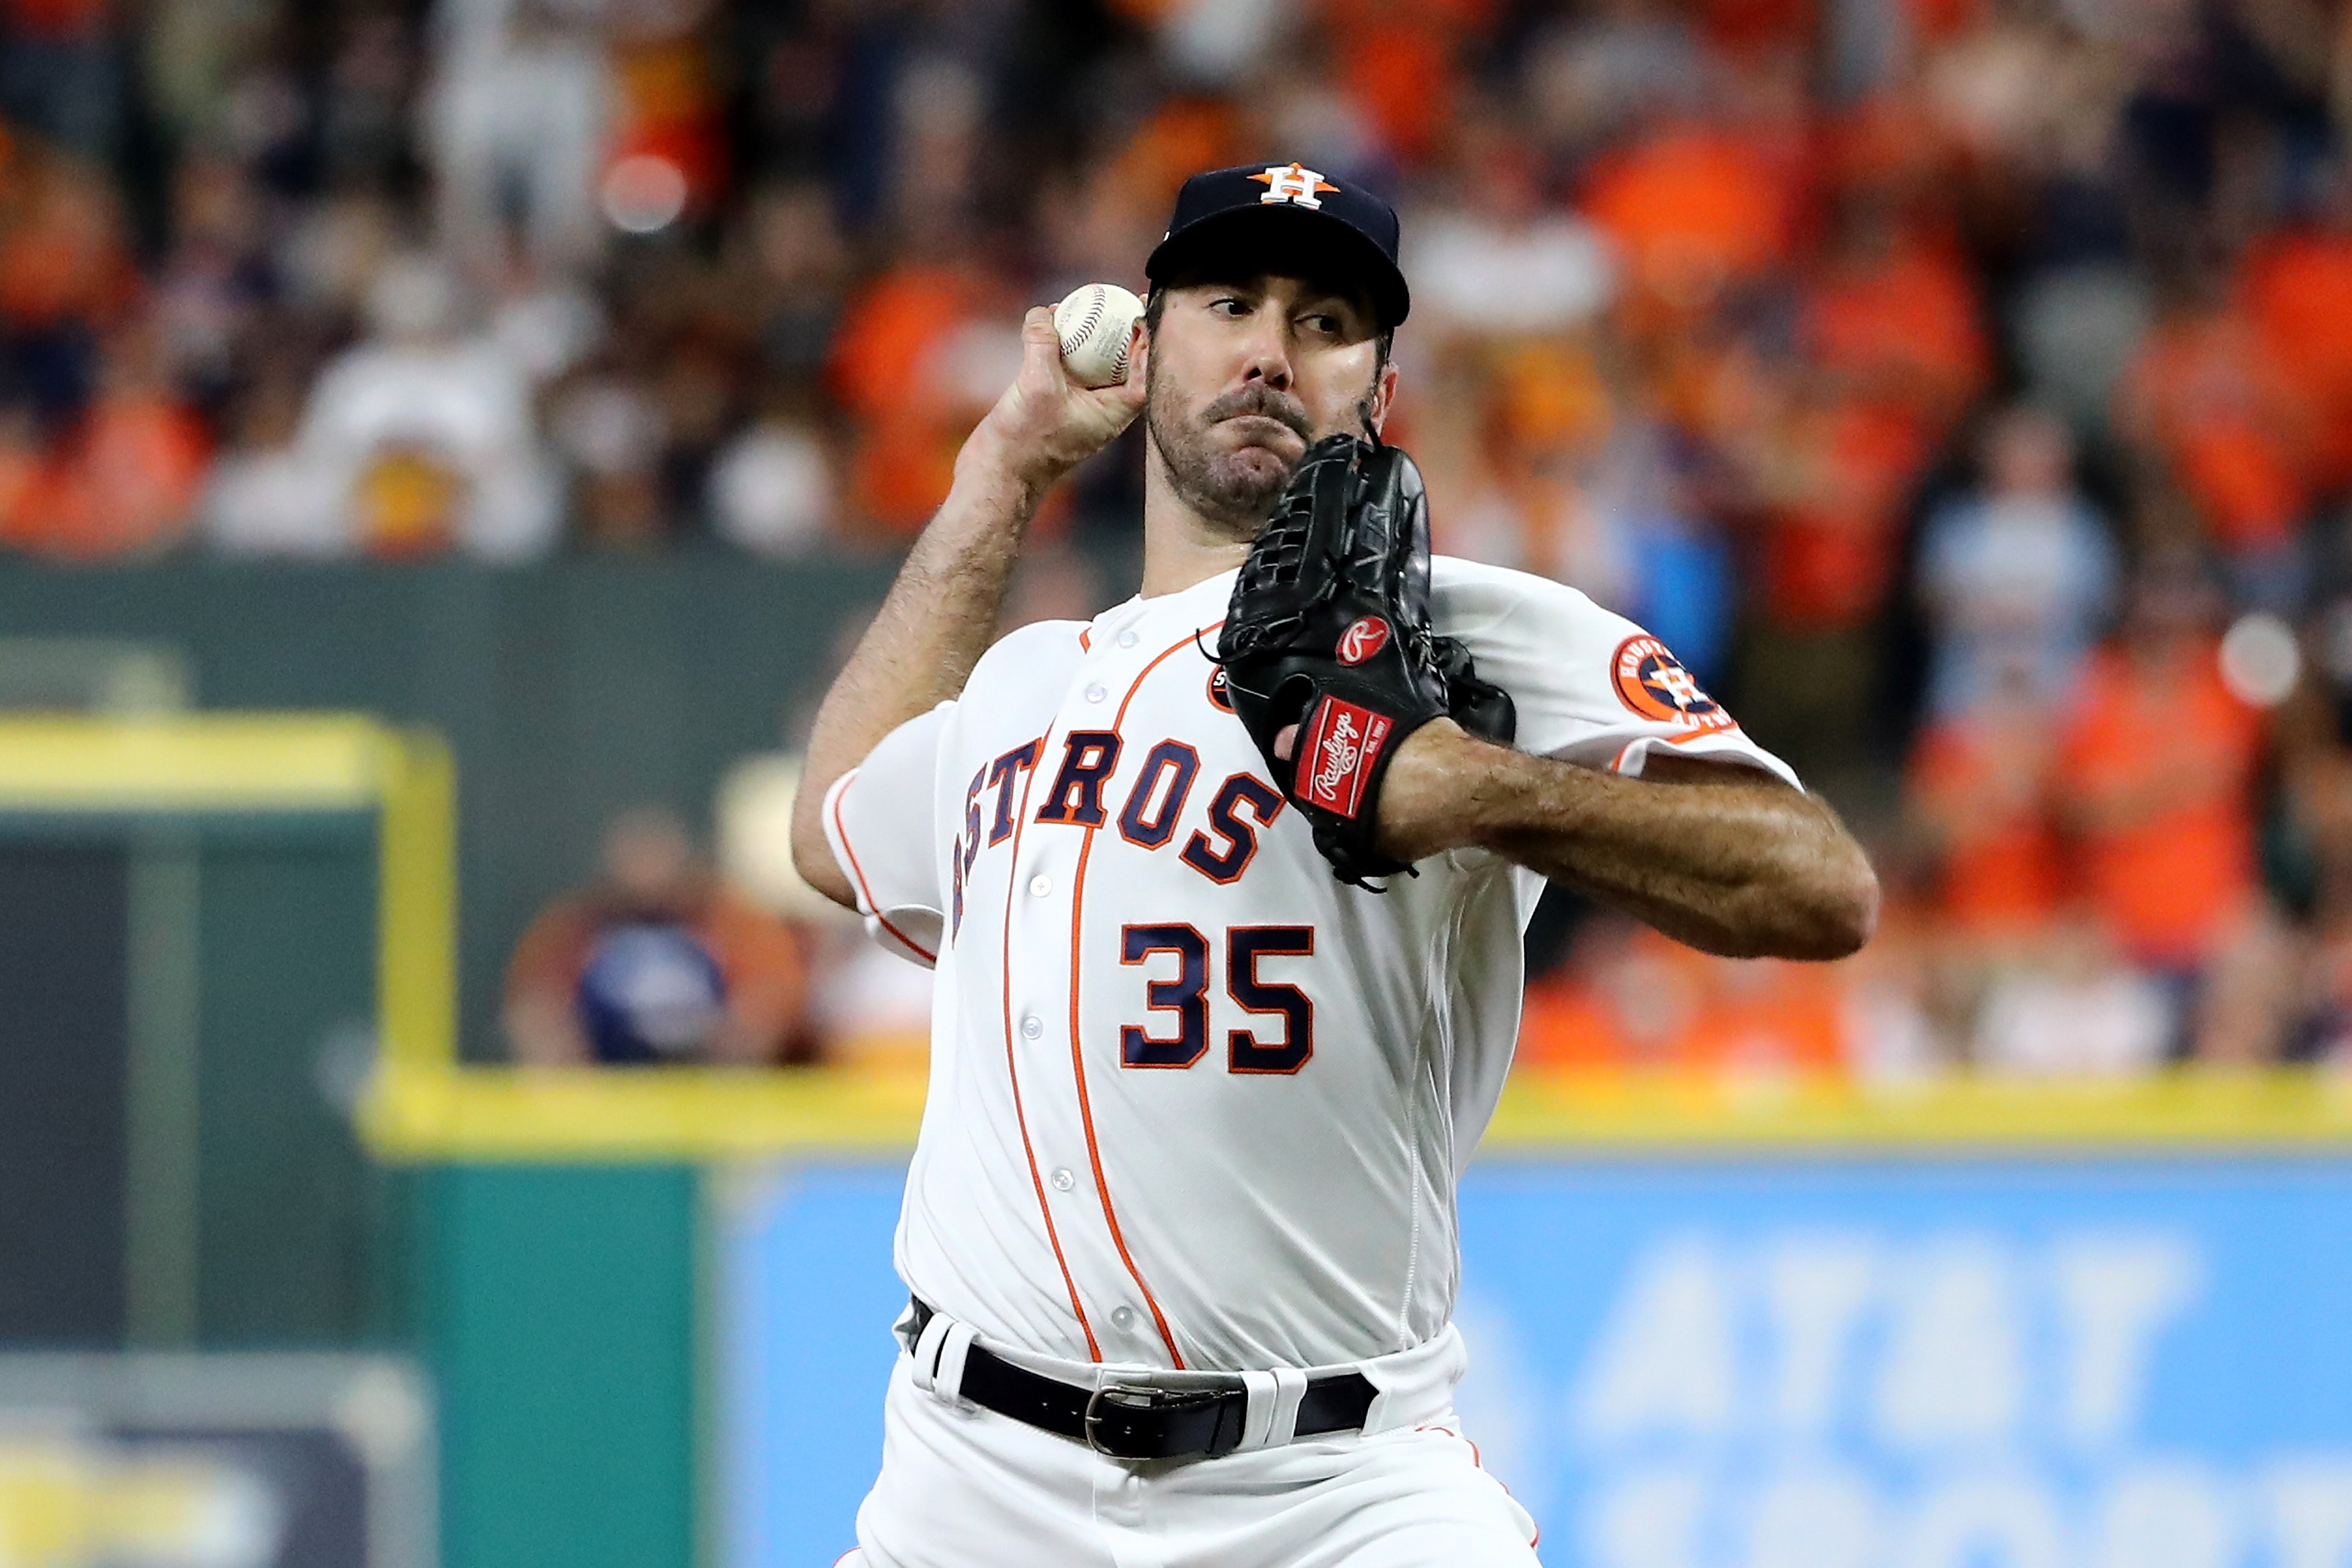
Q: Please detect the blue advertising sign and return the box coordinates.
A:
[720,1158,2352,1568]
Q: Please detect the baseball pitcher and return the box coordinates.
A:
[792,163,1880,1567]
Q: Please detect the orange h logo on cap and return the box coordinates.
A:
[1250,163,1338,209]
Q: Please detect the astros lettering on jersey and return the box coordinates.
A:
[822,557,1796,1375]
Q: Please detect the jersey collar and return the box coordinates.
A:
[1097,566,1241,640]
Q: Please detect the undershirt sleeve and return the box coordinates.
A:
[819,702,953,968]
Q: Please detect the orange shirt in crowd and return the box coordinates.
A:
[1316,0,1495,166]
[2241,230,2352,493]
[1582,127,1798,321]
[1907,709,2063,937]
[826,265,991,537]
[0,392,207,559]
[0,158,138,332]
[1109,98,1247,215]
[2119,307,2310,553]
[1801,237,1988,424]
[1516,925,1848,1073]
[1757,395,1929,628]
[2059,644,2263,967]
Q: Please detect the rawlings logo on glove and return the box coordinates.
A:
[1214,434,1516,889]
[1298,697,1391,817]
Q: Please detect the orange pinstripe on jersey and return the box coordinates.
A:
[829,773,938,963]
[995,741,1101,1359]
[1060,623,1224,1369]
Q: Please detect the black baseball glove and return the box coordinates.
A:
[1216,434,1516,889]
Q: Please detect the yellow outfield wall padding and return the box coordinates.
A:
[0,716,393,810]
[358,1062,2352,1162]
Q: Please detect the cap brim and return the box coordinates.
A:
[1145,205,1410,329]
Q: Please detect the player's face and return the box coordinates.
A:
[1144,274,1395,535]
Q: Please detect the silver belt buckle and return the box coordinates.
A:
[1082,1382,1152,1456]
[1084,1381,1218,1457]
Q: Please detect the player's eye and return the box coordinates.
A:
[1299,311,1343,337]
[1210,296,1250,318]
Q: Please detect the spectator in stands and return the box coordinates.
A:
[707,388,833,557]
[1906,656,2063,947]
[424,0,612,276]
[1516,916,1849,1076]
[2241,166,2352,506]
[289,253,561,559]
[151,151,275,421]
[548,353,667,546]
[505,805,808,1067]
[1,314,208,559]
[0,140,137,437]
[2118,268,2313,611]
[825,255,1013,542]
[1971,917,2172,1076]
[2058,549,2267,1048]
[737,180,850,394]
[202,358,344,555]
[1406,118,1618,339]
[1917,405,2118,717]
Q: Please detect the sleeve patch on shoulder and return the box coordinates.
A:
[1611,635,1736,731]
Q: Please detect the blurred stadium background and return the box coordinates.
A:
[6,0,2352,1563]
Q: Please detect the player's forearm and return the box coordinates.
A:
[789,442,1044,906]
[1381,728,1880,960]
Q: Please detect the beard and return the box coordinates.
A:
[1144,363,1317,538]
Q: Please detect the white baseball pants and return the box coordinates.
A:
[846,1353,1541,1567]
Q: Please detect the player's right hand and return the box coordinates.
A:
[960,306,1148,494]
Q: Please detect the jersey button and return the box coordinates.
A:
[1084,683,1107,703]
[1050,1167,1076,1192]
[1110,1305,1137,1330]
[1116,630,1138,649]
[1021,1014,1043,1040]
[1028,873,1051,897]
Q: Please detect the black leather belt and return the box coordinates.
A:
[906,1298,1377,1461]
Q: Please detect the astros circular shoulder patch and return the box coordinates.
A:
[1611,635,1734,731]
[1207,666,1235,712]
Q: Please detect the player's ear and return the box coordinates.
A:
[1364,360,1399,436]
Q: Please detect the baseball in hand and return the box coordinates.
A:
[1054,283,1145,389]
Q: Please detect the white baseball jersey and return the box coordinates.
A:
[822,556,1796,1376]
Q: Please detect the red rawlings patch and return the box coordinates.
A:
[1293,695,1393,819]
[1337,615,1390,666]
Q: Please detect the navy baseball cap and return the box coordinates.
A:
[1146,162,1410,330]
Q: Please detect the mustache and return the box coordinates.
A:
[1202,385,1312,441]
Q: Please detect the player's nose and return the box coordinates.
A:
[1235,319,1295,392]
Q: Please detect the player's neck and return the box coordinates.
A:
[1138,458,1254,599]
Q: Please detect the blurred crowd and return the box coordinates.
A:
[9,0,2352,1073]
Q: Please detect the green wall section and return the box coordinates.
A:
[426,1165,700,1568]
[0,554,893,1059]
[195,833,387,1344]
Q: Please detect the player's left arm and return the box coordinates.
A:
[1373,722,1880,960]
